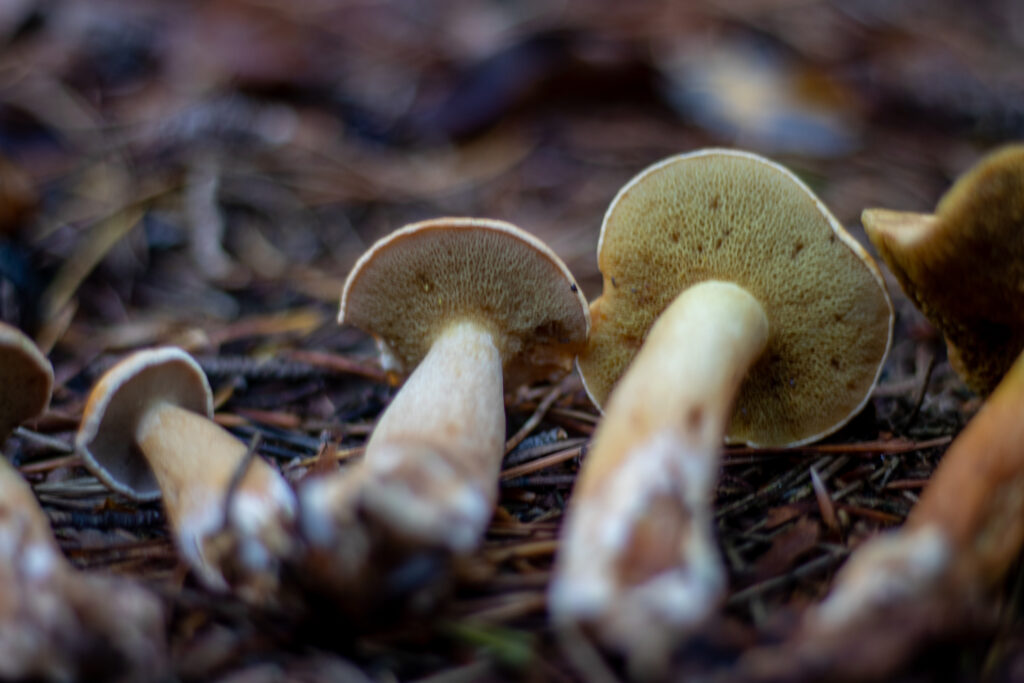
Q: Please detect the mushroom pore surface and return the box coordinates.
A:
[341,219,589,387]
[580,150,892,446]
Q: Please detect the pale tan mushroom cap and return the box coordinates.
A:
[340,218,590,388]
[77,347,212,501]
[864,144,1024,395]
[0,322,53,441]
[580,149,893,447]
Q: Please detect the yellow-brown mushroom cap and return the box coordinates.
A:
[77,347,212,501]
[579,149,893,447]
[863,144,1024,395]
[340,218,590,388]
[0,322,53,441]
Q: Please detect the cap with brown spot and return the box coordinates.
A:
[341,217,590,388]
[864,144,1024,395]
[0,322,53,441]
[580,149,893,447]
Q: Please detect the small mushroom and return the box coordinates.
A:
[0,322,53,441]
[741,348,1024,682]
[863,143,1024,395]
[549,149,893,663]
[0,323,165,682]
[301,218,588,577]
[77,346,297,604]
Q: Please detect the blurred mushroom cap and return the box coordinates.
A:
[0,322,53,441]
[864,144,1024,395]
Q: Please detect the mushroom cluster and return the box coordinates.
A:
[0,323,165,682]
[40,141,1022,678]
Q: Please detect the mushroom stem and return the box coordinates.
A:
[358,319,505,551]
[552,280,768,656]
[0,458,166,680]
[739,352,1024,682]
[0,457,66,585]
[815,348,1024,631]
[136,401,295,592]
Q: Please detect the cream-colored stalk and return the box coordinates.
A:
[305,320,504,554]
[551,281,768,661]
[135,401,297,597]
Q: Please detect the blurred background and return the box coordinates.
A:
[2,0,1022,354]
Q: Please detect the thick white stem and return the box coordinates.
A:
[551,280,768,662]
[356,320,505,552]
[136,403,296,593]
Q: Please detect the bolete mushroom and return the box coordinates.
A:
[863,143,1024,395]
[77,347,297,604]
[549,149,893,662]
[301,217,588,569]
[0,323,165,682]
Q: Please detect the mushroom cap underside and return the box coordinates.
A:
[580,149,893,447]
[340,217,590,388]
[863,144,1024,395]
[0,322,53,440]
[77,347,213,501]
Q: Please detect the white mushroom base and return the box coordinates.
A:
[813,524,952,629]
[550,428,723,665]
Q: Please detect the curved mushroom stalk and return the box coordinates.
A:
[551,281,768,663]
[303,320,504,558]
[745,349,1024,681]
[78,348,298,606]
[0,459,166,682]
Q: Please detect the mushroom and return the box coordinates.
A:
[0,323,165,682]
[77,346,297,604]
[549,149,893,663]
[300,217,588,576]
[740,348,1024,682]
[0,321,53,441]
[863,143,1024,395]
